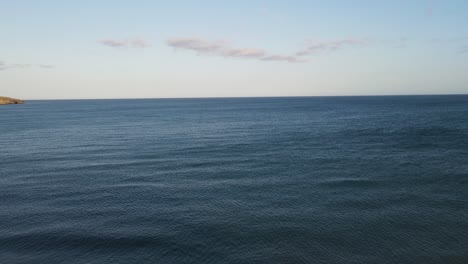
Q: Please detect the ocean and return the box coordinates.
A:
[1,95,467,263]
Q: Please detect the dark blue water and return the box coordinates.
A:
[1,96,467,263]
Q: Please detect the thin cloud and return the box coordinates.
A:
[167,37,303,63]
[98,38,150,48]
[426,6,433,17]
[39,64,54,69]
[460,46,468,53]
[223,48,266,58]
[167,38,227,55]
[0,61,53,71]
[261,55,304,63]
[0,61,29,71]
[167,37,368,63]
[425,0,434,18]
[296,39,367,56]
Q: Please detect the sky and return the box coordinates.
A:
[1,0,468,99]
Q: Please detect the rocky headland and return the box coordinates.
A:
[0,96,24,105]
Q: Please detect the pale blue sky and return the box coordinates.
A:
[1,0,468,99]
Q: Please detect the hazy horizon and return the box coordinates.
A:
[1,0,468,99]
[6,92,468,101]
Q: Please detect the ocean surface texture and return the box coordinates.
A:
[1,96,467,264]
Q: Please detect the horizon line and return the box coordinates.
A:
[16,92,468,101]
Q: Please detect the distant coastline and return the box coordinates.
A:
[0,96,24,105]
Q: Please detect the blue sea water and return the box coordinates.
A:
[1,95,467,264]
